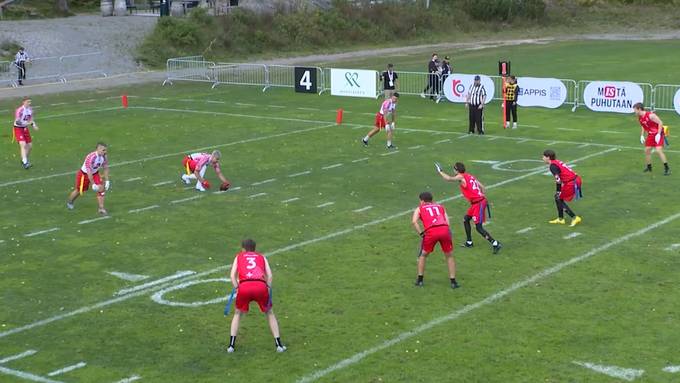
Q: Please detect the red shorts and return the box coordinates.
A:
[645,133,664,147]
[374,113,386,129]
[467,198,488,224]
[235,281,271,313]
[13,127,31,143]
[559,176,582,202]
[75,170,103,195]
[182,156,197,174]
[421,225,453,254]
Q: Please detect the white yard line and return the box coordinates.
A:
[401,116,423,119]
[578,144,590,148]
[288,170,312,177]
[296,210,680,383]
[150,97,168,101]
[206,100,225,104]
[434,139,451,144]
[108,271,149,282]
[229,186,242,191]
[267,105,285,108]
[49,102,67,106]
[128,205,160,214]
[152,180,173,187]
[76,99,96,103]
[169,195,202,204]
[24,228,60,237]
[353,206,373,213]
[0,366,63,383]
[124,177,143,182]
[516,227,534,234]
[251,178,276,186]
[380,151,399,156]
[114,376,142,383]
[0,148,617,340]
[115,271,195,297]
[0,350,37,364]
[664,244,680,251]
[458,134,472,139]
[78,216,110,225]
[321,163,343,170]
[601,130,625,134]
[487,137,500,141]
[663,366,680,373]
[47,362,87,377]
[351,157,369,163]
[316,202,335,208]
[282,197,300,203]
[517,139,530,144]
[248,192,267,199]
[564,232,582,239]
[408,145,424,150]
[573,361,644,381]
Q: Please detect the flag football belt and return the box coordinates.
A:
[239,279,267,284]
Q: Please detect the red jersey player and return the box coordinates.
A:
[180,150,230,192]
[66,142,110,215]
[436,162,502,254]
[634,102,670,176]
[13,97,39,169]
[361,92,399,149]
[227,239,286,353]
[542,150,582,227]
[411,191,459,289]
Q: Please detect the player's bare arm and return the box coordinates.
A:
[215,168,228,184]
[229,258,238,288]
[264,258,273,286]
[411,208,423,235]
[477,181,487,194]
[31,120,39,131]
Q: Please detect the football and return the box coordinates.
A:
[220,181,231,191]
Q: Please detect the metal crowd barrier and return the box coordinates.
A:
[652,84,680,112]
[265,65,325,94]
[0,61,17,88]
[60,52,108,81]
[163,57,215,85]
[0,52,107,87]
[392,71,441,98]
[210,63,268,90]
[24,56,63,83]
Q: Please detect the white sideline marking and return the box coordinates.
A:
[114,375,142,383]
[0,148,616,340]
[573,361,644,381]
[664,243,680,251]
[353,206,373,213]
[128,205,159,214]
[663,366,680,373]
[248,192,267,199]
[601,130,624,134]
[288,170,311,177]
[24,228,60,237]
[408,145,424,150]
[152,180,173,187]
[76,99,95,103]
[316,202,335,208]
[206,100,225,104]
[251,178,276,186]
[296,210,680,383]
[322,163,343,170]
[268,105,285,108]
[0,366,63,383]
[115,271,195,296]
[517,139,530,144]
[78,216,110,225]
[178,99,194,102]
[516,226,534,234]
[170,195,202,204]
[0,350,37,364]
[564,232,582,239]
[50,102,67,106]
[298,107,320,111]
[124,177,143,182]
[434,139,451,144]
[47,362,87,377]
[235,102,256,107]
[351,157,369,163]
[557,127,580,131]
[546,141,558,146]
[108,271,149,282]
[282,197,300,203]
[380,151,399,156]
[578,144,590,148]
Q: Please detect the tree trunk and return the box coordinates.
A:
[56,0,69,13]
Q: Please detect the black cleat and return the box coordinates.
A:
[22,162,32,169]
[415,279,424,287]
[664,168,671,176]
[386,144,397,150]
[451,281,460,289]
[492,242,503,254]
[643,167,652,173]
[461,241,474,248]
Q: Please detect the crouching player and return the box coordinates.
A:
[66,142,110,215]
[227,239,286,353]
[181,150,230,192]
[411,192,459,289]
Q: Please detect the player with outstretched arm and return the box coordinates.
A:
[181,150,230,192]
[66,142,110,215]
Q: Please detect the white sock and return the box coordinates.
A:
[363,136,369,142]
[387,140,392,146]
[492,240,498,246]
[21,156,27,164]
[186,174,196,180]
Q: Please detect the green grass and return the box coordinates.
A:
[1,40,680,382]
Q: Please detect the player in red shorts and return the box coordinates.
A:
[13,97,39,169]
[542,150,582,227]
[634,102,670,176]
[436,162,502,254]
[227,239,286,353]
[180,150,230,192]
[66,142,110,215]
[361,92,399,149]
[411,191,459,289]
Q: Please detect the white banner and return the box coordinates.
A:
[330,68,377,98]
[516,77,567,109]
[674,88,680,116]
[443,74,495,103]
[583,81,643,113]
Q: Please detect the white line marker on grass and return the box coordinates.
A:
[601,130,624,134]
[206,100,225,104]
[487,137,500,141]
[24,228,60,237]
[663,366,680,373]
[557,127,580,131]
[458,135,472,139]
[128,205,159,214]
[50,102,67,106]
[408,145,424,150]
[297,107,320,111]
[296,209,680,383]
[664,244,680,251]
[435,139,451,144]
[235,102,256,107]
[0,350,37,364]
[380,151,399,156]
[402,116,423,119]
[47,362,87,377]
[353,206,373,213]
[316,202,335,208]
[152,180,173,186]
[150,97,168,101]
[108,271,149,282]
[170,195,202,204]
[573,361,644,381]
[114,375,142,383]
[251,178,276,186]
[564,232,582,239]
[78,216,110,225]
[322,163,343,170]
[124,177,143,182]
[516,227,534,234]
[76,99,95,103]
[115,271,195,296]
[517,139,530,144]
[288,170,311,177]
[0,366,63,383]
[578,144,590,148]
[248,192,267,199]
[268,105,285,108]
[282,197,300,203]
[351,157,369,163]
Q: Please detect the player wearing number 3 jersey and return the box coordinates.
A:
[411,192,459,289]
[436,162,502,254]
[227,239,286,353]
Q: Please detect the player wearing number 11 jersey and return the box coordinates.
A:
[436,162,502,254]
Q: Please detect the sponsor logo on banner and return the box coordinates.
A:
[583,81,643,113]
[674,88,680,116]
[443,74,495,103]
[516,77,567,109]
[330,68,378,98]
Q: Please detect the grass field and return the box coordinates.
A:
[1,40,680,382]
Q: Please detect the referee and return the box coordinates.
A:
[466,75,486,135]
[15,47,30,86]
[504,75,519,129]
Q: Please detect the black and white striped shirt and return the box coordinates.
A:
[467,84,486,106]
[15,50,29,64]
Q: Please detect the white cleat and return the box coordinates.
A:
[181,174,191,185]
[276,345,287,353]
[66,202,74,210]
[195,184,206,192]
[227,346,235,353]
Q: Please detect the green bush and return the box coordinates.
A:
[462,0,546,21]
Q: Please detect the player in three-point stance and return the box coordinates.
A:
[13,96,39,169]
[362,92,399,149]
[542,150,582,227]
[66,142,110,215]
[411,191,459,289]
[227,239,286,353]
[634,102,670,176]
[181,150,230,192]
[436,162,502,254]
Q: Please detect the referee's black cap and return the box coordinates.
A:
[474,75,481,81]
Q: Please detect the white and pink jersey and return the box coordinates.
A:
[379,99,396,115]
[80,151,108,174]
[14,105,33,128]
[188,152,220,172]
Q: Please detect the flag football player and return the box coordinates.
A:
[362,92,399,149]
[436,162,502,254]
[542,150,582,226]
[181,150,230,192]
[411,191,459,289]
[66,142,110,215]
[634,102,670,175]
[13,96,39,169]
[227,239,286,353]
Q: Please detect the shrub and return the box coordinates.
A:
[462,0,546,22]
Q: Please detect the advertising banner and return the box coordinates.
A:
[443,74,495,103]
[674,88,680,116]
[516,77,567,109]
[583,81,643,113]
[330,68,377,98]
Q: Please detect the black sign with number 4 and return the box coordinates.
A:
[294,67,317,93]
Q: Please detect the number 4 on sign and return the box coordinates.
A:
[299,70,312,91]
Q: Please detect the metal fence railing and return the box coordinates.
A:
[60,52,108,81]
[265,65,325,94]
[210,63,268,90]
[393,71,441,98]
[1,52,108,87]
[23,56,63,83]
[653,84,680,112]
[163,56,215,86]
[0,61,17,88]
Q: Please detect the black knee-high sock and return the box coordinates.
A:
[555,198,564,219]
[229,336,236,348]
[463,216,473,242]
[475,223,495,243]
[562,201,576,218]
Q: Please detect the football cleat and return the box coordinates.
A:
[664,168,671,176]
[66,202,74,210]
[276,345,287,353]
[492,242,503,254]
[22,161,32,169]
[386,144,397,150]
[643,167,652,173]
[548,218,566,224]
[181,174,191,185]
[462,241,474,248]
[570,216,582,227]
[227,346,235,353]
[451,281,460,289]
[98,208,108,216]
[361,138,368,147]
[195,184,206,192]
[415,279,424,287]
